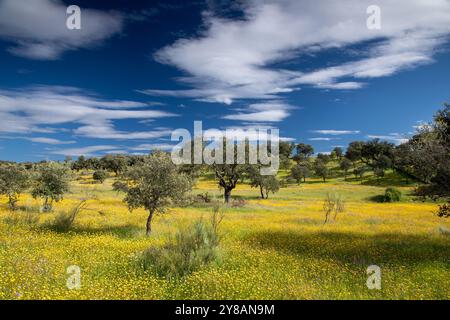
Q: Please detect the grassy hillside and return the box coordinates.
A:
[0,172,449,299]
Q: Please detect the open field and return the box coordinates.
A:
[0,173,449,300]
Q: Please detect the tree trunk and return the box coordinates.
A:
[260,186,264,199]
[224,189,231,204]
[146,209,154,236]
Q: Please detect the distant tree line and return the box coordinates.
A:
[0,104,448,234]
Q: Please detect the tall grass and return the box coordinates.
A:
[52,200,87,232]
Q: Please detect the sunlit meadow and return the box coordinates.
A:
[0,171,449,300]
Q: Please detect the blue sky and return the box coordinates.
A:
[0,0,449,162]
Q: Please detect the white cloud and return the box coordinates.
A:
[0,86,177,140]
[131,143,176,151]
[311,130,360,135]
[0,0,123,59]
[49,145,120,157]
[29,137,76,145]
[222,101,293,122]
[209,124,294,142]
[308,137,338,141]
[141,0,450,103]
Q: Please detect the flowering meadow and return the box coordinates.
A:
[0,174,449,300]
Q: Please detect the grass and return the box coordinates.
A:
[0,172,449,299]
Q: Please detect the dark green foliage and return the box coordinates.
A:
[345,141,364,162]
[0,164,30,210]
[332,147,343,160]
[317,153,331,164]
[290,162,310,183]
[71,155,88,172]
[31,163,70,212]
[101,154,128,175]
[314,159,329,182]
[384,187,402,202]
[339,158,352,181]
[294,143,314,162]
[394,104,449,198]
[353,166,367,182]
[374,167,385,180]
[248,166,280,199]
[114,151,192,236]
[279,141,294,170]
[279,141,294,159]
[92,169,108,183]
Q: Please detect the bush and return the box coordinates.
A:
[384,187,402,202]
[142,207,223,279]
[52,200,87,232]
[93,170,108,183]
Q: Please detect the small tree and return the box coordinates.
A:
[248,166,280,199]
[214,163,246,204]
[291,162,310,183]
[114,152,192,236]
[0,164,30,210]
[332,147,343,160]
[279,141,294,170]
[340,158,352,181]
[71,155,87,172]
[31,163,70,212]
[314,159,329,182]
[93,169,108,184]
[101,154,128,176]
[294,143,314,162]
[317,153,331,164]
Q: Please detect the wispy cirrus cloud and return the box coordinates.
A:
[222,101,294,122]
[140,0,450,104]
[0,86,177,140]
[308,137,340,141]
[0,0,124,60]
[311,130,360,135]
[48,145,121,157]
[29,137,76,145]
[131,143,176,152]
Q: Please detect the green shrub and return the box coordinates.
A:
[142,207,224,279]
[93,170,108,183]
[384,187,402,202]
